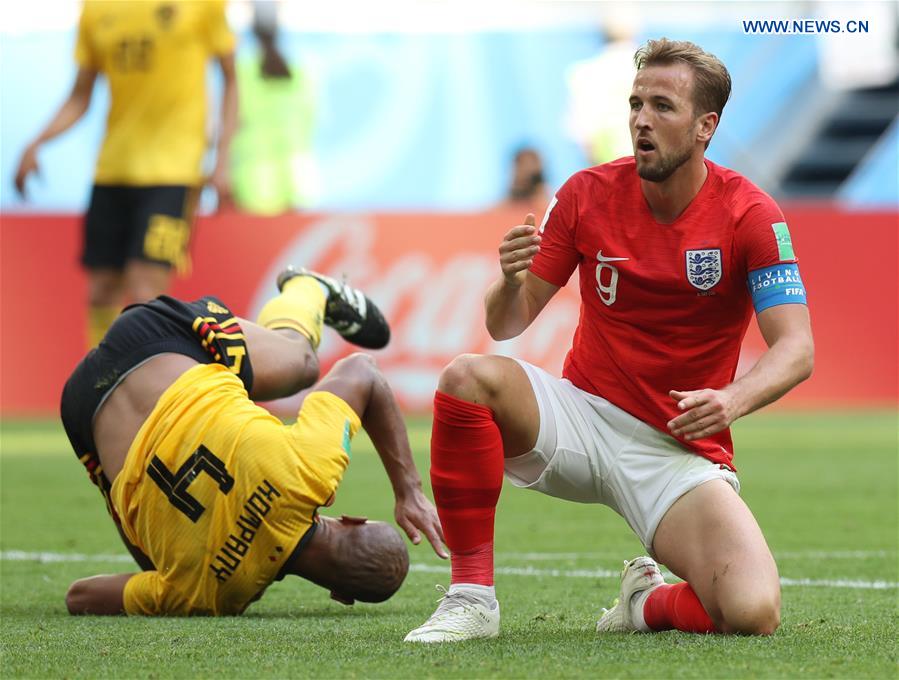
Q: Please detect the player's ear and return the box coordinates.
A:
[339,514,368,525]
[696,111,718,145]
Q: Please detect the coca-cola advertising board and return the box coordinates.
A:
[1,207,896,415]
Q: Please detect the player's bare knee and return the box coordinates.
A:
[754,591,781,635]
[88,275,124,307]
[297,349,320,387]
[721,595,780,635]
[437,355,472,395]
[88,288,118,308]
[270,328,321,387]
[129,282,165,304]
[288,353,320,394]
[438,354,494,402]
[343,352,378,373]
[759,601,782,635]
[350,352,378,367]
[335,352,379,387]
[738,603,780,636]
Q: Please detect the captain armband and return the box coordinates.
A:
[747,263,807,313]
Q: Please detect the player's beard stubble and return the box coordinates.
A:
[634,137,695,183]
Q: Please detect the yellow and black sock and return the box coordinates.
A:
[256,275,326,349]
[87,305,120,349]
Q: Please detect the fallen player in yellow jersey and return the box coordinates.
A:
[61,268,446,615]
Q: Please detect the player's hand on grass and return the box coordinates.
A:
[667,388,738,441]
[14,144,40,198]
[394,489,449,559]
[499,213,541,286]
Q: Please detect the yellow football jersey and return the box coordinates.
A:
[113,364,360,616]
[75,1,235,185]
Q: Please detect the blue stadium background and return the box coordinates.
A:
[2,21,896,212]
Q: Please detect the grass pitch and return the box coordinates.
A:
[1,411,897,678]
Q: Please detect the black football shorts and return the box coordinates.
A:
[82,184,200,270]
[60,295,254,511]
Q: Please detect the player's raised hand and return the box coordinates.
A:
[499,213,541,286]
[667,388,738,441]
[14,144,40,198]
[394,488,449,559]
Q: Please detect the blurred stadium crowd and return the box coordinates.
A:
[2,0,897,214]
[1,1,896,417]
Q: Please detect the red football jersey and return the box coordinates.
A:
[530,157,801,467]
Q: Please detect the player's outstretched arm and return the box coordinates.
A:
[313,354,449,559]
[14,67,97,198]
[485,214,560,340]
[66,573,135,616]
[668,304,814,440]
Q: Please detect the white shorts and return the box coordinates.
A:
[504,360,740,552]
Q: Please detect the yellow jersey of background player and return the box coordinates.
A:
[15,0,238,350]
[77,0,234,186]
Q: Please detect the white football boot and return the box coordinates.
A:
[404,585,500,643]
[596,556,665,632]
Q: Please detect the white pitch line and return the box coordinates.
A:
[774,550,896,560]
[409,564,898,590]
[411,563,623,580]
[498,550,896,561]
[1,550,134,564]
[3,551,896,590]
[777,576,899,590]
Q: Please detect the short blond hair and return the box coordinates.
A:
[634,38,732,119]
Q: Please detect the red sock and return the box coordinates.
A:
[644,583,717,634]
[429,391,504,586]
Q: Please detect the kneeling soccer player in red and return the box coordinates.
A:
[405,39,813,642]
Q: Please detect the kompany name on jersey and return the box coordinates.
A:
[685,248,722,291]
[209,479,283,583]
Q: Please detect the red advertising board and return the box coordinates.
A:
[1,206,896,416]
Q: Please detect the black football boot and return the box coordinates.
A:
[276,266,391,349]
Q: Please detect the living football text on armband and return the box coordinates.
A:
[747,263,807,313]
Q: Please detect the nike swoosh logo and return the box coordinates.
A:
[597,250,630,262]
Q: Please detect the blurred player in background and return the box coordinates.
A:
[61,268,446,616]
[566,16,639,165]
[14,0,237,349]
[503,146,550,211]
[406,38,814,642]
[231,0,319,214]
